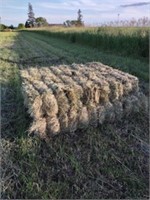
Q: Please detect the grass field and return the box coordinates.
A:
[30,26,149,59]
[1,29,149,199]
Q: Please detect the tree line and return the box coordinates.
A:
[25,3,84,28]
[0,2,149,31]
[25,3,48,28]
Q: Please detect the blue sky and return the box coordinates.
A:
[0,0,149,26]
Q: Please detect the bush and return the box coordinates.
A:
[0,24,7,31]
[18,23,25,29]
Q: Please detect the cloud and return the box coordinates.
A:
[1,0,150,26]
[35,0,117,24]
[2,5,26,10]
[37,0,115,12]
[120,1,150,7]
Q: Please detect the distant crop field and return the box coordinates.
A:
[1,30,149,199]
[30,26,149,59]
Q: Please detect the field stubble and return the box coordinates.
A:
[0,31,149,199]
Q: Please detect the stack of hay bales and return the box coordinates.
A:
[20,62,147,139]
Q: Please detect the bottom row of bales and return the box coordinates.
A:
[20,62,147,140]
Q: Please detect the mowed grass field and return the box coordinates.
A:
[1,29,149,199]
[31,26,149,60]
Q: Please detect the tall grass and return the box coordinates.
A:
[29,27,149,59]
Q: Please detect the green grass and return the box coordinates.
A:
[1,31,149,199]
[29,26,149,59]
[21,30,149,81]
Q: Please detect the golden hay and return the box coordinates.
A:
[39,67,62,83]
[32,96,43,119]
[41,91,58,116]
[29,118,47,139]
[78,106,89,128]
[54,88,70,131]
[98,106,106,124]
[46,116,60,135]
[88,104,98,127]
[20,62,146,140]
[28,68,42,80]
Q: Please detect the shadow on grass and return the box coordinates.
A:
[0,56,65,65]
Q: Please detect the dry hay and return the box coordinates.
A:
[20,62,147,140]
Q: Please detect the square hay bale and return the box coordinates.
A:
[20,62,147,140]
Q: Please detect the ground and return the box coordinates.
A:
[0,31,149,199]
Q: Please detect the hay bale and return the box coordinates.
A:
[53,87,70,132]
[28,68,42,80]
[46,116,60,136]
[20,62,146,140]
[41,91,58,116]
[78,106,89,128]
[29,118,47,139]
[98,106,106,124]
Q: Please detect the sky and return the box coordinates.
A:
[0,0,150,26]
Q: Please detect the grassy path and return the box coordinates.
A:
[1,31,149,199]
[25,31,149,80]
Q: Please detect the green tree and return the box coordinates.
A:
[0,24,7,31]
[8,25,15,29]
[18,23,25,29]
[36,17,48,27]
[77,9,84,26]
[25,3,36,28]
[64,10,84,27]
[64,20,76,27]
